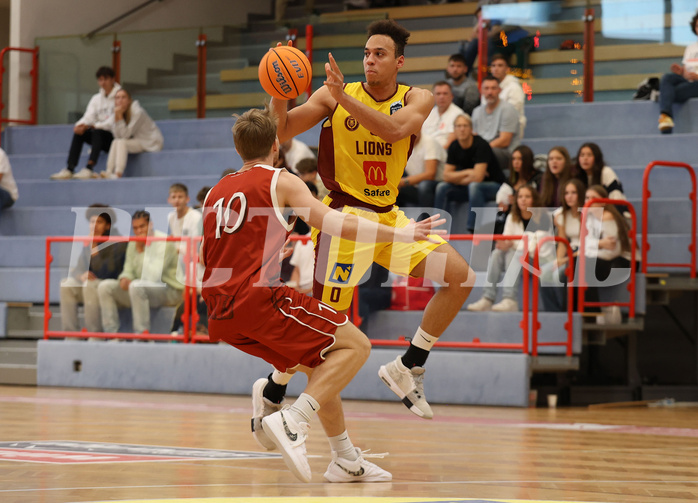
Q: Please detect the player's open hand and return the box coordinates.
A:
[279,237,294,262]
[397,214,447,243]
[324,53,345,102]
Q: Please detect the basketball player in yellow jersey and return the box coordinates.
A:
[252,20,474,428]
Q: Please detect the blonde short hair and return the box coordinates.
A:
[232,107,278,161]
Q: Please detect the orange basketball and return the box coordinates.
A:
[258,46,312,100]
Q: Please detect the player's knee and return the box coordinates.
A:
[345,326,371,363]
[445,259,475,294]
[355,332,371,362]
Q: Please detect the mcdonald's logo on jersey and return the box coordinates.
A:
[363,161,387,186]
[330,263,354,284]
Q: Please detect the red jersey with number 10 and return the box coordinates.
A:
[201,165,295,312]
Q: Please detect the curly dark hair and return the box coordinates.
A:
[367,19,410,57]
[692,11,698,35]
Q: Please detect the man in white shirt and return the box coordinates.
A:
[50,66,121,180]
[490,53,526,137]
[421,81,465,150]
[396,131,446,208]
[658,12,698,133]
[280,137,316,173]
[471,75,520,175]
[166,183,203,257]
[0,148,18,217]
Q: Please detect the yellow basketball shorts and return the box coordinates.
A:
[311,200,446,311]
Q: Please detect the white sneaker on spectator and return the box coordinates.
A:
[49,168,74,180]
[597,306,621,325]
[101,171,118,179]
[378,356,433,419]
[492,298,519,312]
[251,377,284,451]
[261,406,311,482]
[73,168,98,179]
[467,297,493,311]
[323,448,392,483]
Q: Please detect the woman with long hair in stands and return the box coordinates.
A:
[574,142,625,200]
[582,185,632,324]
[468,184,553,312]
[539,146,573,207]
[102,88,164,179]
[495,144,542,212]
[540,178,586,311]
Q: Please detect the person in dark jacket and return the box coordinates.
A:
[59,204,127,334]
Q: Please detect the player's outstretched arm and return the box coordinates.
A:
[277,171,445,243]
[324,53,434,143]
[270,87,333,143]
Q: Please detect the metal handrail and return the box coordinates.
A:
[85,0,165,39]
[0,46,39,127]
[370,233,531,353]
[532,236,575,357]
[44,235,195,342]
[577,198,637,319]
[641,160,696,278]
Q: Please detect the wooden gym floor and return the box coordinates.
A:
[1,384,697,503]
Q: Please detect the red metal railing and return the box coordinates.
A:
[0,46,39,126]
[45,235,195,342]
[111,39,122,84]
[477,16,489,89]
[370,234,531,352]
[532,236,575,357]
[305,24,314,96]
[582,8,595,102]
[642,161,696,278]
[577,199,637,319]
[196,34,207,119]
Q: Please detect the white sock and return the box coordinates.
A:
[271,369,292,386]
[289,393,320,424]
[328,430,359,461]
[411,326,437,351]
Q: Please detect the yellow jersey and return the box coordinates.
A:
[317,82,415,208]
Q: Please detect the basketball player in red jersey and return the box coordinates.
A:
[201,107,444,483]
[255,19,474,423]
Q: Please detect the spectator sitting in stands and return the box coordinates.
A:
[101,88,164,179]
[489,53,526,137]
[396,129,446,208]
[0,148,18,217]
[539,146,574,208]
[459,6,532,76]
[295,157,329,200]
[167,183,203,257]
[445,54,480,116]
[658,11,698,134]
[471,75,520,174]
[280,137,316,174]
[287,181,319,295]
[97,210,182,334]
[60,204,127,335]
[468,185,552,312]
[574,142,625,200]
[434,114,505,233]
[195,186,212,210]
[421,81,465,150]
[167,183,205,336]
[540,178,585,312]
[582,185,632,325]
[50,66,120,180]
[495,145,541,214]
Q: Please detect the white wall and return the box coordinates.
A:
[8,0,272,122]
